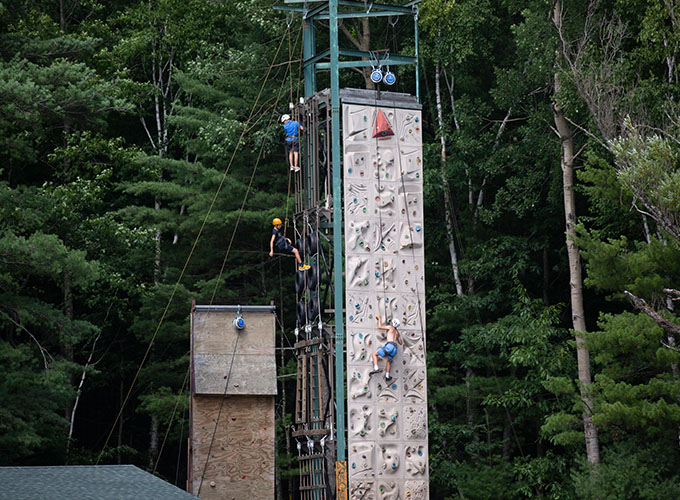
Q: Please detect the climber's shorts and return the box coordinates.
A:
[276,240,294,254]
[377,342,398,360]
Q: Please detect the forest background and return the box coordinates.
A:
[2,0,680,499]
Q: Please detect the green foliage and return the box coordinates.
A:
[577,153,640,239]
[3,0,680,497]
[512,452,576,500]
[0,340,71,464]
[579,228,680,302]
[541,412,584,447]
[573,439,680,500]
[609,120,680,242]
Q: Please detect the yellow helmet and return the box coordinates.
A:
[272,218,283,226]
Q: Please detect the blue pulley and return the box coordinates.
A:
[233,307,245,330]
[370,68,383,84]
[383,71,396,85]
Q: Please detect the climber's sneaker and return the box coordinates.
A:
[298,264,311,271]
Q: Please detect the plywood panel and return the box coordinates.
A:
[193,310,275,355]
[190,395,274,500]
[192,309,276,396]
[193,354,276,395]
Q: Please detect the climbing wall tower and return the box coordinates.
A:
[271,3,424,497]
[342,90,429,500]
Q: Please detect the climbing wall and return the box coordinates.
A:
[343,100,428,500]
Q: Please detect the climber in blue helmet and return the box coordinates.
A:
[281,114,304,172]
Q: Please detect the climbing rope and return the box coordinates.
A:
[208,23,302,305]
[372,94,391,326]
[198,41,305,485]
[196,329,242,496]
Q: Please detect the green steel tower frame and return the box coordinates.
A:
[274,0,420,466]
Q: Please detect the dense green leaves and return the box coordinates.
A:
[2,0,680,497]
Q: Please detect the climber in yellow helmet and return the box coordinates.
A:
[269,218,310,271]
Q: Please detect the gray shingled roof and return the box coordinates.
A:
[0,465,198,500]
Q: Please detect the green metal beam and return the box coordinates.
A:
[304,2,329,19]
[282,0,419,19]
[285,0,419,9]
[307,48,415,69]
[317,55,416,70]
[272,5,304,13]
[339,48,414,62]
[304,48,330,68]
[414,4,420,102]
[329,0,346,464]
[303,16,316,97]
[336,0,415,13]
[317,58,415,69]
[319,10,413,19]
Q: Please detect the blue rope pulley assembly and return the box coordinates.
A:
[370,68,383,84]
[233,306,245,330]
[383,71,396,86]
[233,314,245,330]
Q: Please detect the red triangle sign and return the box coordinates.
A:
[372,109,394,139]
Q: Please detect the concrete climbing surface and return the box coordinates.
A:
[343,94,428,500]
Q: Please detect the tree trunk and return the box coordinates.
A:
[59,0,66,32]
[63,269,75,462]
[665,294,680,449]
[62,271,75,423]
[149,415,159,470]
[275,430,282,500]
[502,416,512,460]
[543,247,550,305]
[436,61,478,439]
[339,19,374,89]
[552,69,601,465]
[435,60,464,295]
[118,377,124,464]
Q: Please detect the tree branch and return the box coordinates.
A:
[563,115,608,149]
[0,311,54,370]
[624,290,680,336]
[339,20,362,50]
[662,340,680,353]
